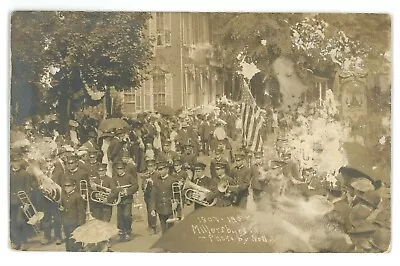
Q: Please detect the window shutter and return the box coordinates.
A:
[164,12,172,46]
[149,13,157,53]
[149,76,154,111]
[165,73,173,107]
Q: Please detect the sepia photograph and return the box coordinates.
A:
[9,10,391,254]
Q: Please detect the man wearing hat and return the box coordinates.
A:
[107,128,126,175]
[10,158,33,250]
[54,154,89,186]
[81,130,99,151]
[210,139,232,179]
[181,142,197,172]
[206,160,237,207]
[85,148,101,178]
[141,158,159,235]
[69,120,80,147]
[231,149,252,209]
[59,179,85,252]
[90,163,117,222]
[113,161,139,241]
[156,138,178,165]
[191,161,213,210]
[149,159,180,234]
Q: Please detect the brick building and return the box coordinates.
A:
[122,12,230,115]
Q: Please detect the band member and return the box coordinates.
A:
[231,149,252,209]
[114,161,139,241]
[150,159,179,234]
[192,162,212,210]
[250,151,269,211]
[210,139,232,179]
[90,163,117,222]
[54,154,89,186]
[141,158,159,235]
[207,161,237,207]
[156,139,177,164]
[10,158,33,250]
[86,149,100,178]
[60,179,85,252]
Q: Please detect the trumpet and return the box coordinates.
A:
[17,191,44,234]
[166,181,184,224]
[183,179,217,207]
[90,183,121,206]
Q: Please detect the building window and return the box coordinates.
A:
[153,73,172,108]
[124,89,141,114]
[156,12,172,46]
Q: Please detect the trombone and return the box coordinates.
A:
[79,180,95,221]
[166,181,184,224]
[17,191,44,234]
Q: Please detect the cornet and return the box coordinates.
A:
[217,179,239,204]
[17,191,44,234]
[183,179,217,207]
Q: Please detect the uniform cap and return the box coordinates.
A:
[64,179,76,186]
[146,159,156,165]
[114,162,126,169]
[254,151,264,158]
[69,120,79,127]
[193,162,206,170]
[98,163,108,171]
[67,154,78,164]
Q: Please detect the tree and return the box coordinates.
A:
[11,11,153,132]
[211,13,391,81]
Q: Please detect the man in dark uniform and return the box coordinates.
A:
[86,149,100,178]
[231,149,252,209]
[141,158,159,235]
[10,158,33,250]
[107,129,125,174]
[210,139,232,179]
[54,154,89,186]
[191,162,213,210]
[156,139,178,165]
[89,163,117,222]
[206,160,237,207]
[250,151,269,210]
[113,161,139,241]
[60,179,86,252]
[150,159,179,234]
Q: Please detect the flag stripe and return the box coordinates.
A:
[247,107,261,147]
[251,116,264,152]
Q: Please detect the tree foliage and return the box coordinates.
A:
[11,11,153,127]
[211,13,391,79]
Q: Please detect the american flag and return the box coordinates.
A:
[239,81,265,153]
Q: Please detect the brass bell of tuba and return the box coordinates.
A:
[183,179,217,207]
[90,183,121,206]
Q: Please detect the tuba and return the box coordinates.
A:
[183,179,217,207]
[17,191,44,234]
[166,181,184,224]
[90,182,121,206]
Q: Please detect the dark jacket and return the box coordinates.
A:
[114,172,139,204]
[107,137,124,163]
[54,167,89,188]
[61,189,86,226]
[206,175,237,207]
[150,174,179,215]
[231,164,252,197]
[10,169,33,205]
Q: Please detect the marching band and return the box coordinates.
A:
[9,105,390,253]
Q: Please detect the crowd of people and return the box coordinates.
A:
[10,99,390,253]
